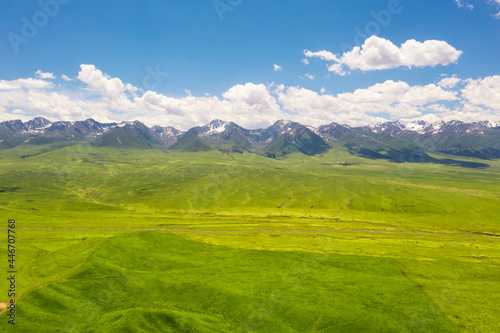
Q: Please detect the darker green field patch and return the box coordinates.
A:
[8,232,458,333]
[0,186,20,193]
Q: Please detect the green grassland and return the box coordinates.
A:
[0,143,499,332]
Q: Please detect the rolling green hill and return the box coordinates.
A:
[0,143,499,332]
[5,232,458,333]
[170,134,214,152]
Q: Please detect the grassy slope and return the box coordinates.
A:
[0,143,499,331]
[3,232,457,332]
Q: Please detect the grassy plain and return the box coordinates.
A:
[0,143,499,332]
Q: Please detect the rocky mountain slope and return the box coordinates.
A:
[1,117,499,162]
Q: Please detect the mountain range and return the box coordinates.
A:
[1,117,499,164]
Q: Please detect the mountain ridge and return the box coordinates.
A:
[1,117,499,162]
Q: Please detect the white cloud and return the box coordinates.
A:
[438,76,462,89]
[340,36,462,71]
[35,70,56,80]
[24,90,101,120]
[273,64,282,71]
[76,64,139,112]
[11,108,26,115]
[125,83,138,93]
[276,80,459,126]
[327,63,347,76]
[77,64,137,97]
[492,0,500,18]
[461,75,500,109]
[419,105,499,124]
[307,36,462,76]
[304,74,315,80]
[301,59,309,65]
[0,64,498,129]
[132,83,284,129]
[223,83,273,106]
[455,0,500,18]
[0,82,110,123]
[276,86,388,126]
[455,0,474,10]
[304,49,338,61]
[0,110,32,121]
[61,74,72,81]
[337,80,457,106]
[0,78,54,90]
[222,82,283,118]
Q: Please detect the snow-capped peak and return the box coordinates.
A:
[22,117,52,133]
[204,119,228,135]
[117,121,134,127]
[273,119,292,128]
[305,125,319,135]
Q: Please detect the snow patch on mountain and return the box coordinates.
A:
[204,119,228,136]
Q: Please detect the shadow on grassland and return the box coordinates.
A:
[6,232,459,333]
[354,148,490,169]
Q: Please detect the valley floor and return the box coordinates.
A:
[0,145,499,332]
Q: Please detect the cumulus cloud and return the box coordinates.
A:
[301,59,309,65]
[304,74,315,80]
[491,0,500,18]
[0,64,498,129]
[275,84,382,126]
[131,83,284,129]
[306,36,462,75]
[338,80,458,106]
[76,64,140,113]
[35,70,56,80]
[275,80,460,126]
[461,75,500,109]
[77,64,137,97]
[24,90,101,120]
[304,49,338,61]
[0,78,54,90]
[420,105,499,124]
[327,63,347,76]
[438,76,462,89]
[61,74,72,81]
[223,83,276,107]
[338,36,462,71]
[273,64,282,71]
[0,80,109,123]
[73,67,285,129]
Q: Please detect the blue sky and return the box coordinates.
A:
[0,0,499,129]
